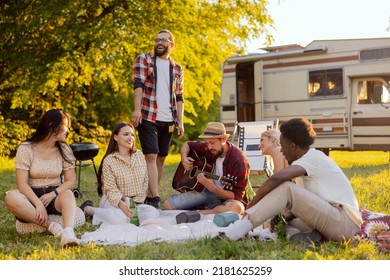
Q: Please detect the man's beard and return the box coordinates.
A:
[211,147,224,159]
[154,45,169,57]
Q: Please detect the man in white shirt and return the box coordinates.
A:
[132,29,184,209]
[224,118,363,243]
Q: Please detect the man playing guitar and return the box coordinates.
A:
[163,122,250,215]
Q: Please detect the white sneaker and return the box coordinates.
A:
[224,217,254,241]
[48,222,63,237]
[60,227,79,247]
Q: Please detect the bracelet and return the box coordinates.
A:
[54,189,59,196]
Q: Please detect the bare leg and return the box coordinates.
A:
[156,155,166,186]
[200,201,243,215]
[54,189,77,229]
[162,200,173,210]
[54,189,79,246]
[4,190,52,228]
[145,153,159,197]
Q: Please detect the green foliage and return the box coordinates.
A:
[0,115,30,157]
[0,0,274,156]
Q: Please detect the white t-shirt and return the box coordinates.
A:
[292,148,362,226]
[155,57,173,122]
[213,157,224,189]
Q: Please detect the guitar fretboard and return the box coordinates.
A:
[190,166,233,183]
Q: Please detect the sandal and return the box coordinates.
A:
[79,200,94,218]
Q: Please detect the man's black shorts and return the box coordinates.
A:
[137,119,174,156]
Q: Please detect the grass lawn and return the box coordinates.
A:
[0,150,389,260]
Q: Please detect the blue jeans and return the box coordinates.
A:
[167,189,224,210]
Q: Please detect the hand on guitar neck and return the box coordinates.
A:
[172,150,238,193]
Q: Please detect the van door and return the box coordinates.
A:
[236,62,255,122]
[350,77,390,151]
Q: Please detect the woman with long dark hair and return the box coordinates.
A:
[80,122,148,225]
[5,109,79,247]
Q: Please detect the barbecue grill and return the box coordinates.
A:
[70,142,100,198]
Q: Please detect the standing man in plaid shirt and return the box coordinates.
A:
[132,29,184,209]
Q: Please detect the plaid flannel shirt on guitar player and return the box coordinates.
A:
[187,141,250,205]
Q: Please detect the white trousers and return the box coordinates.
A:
[92,195,129,226]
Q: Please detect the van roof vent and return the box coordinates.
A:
[260,44,304,53]
[360,47,390,61]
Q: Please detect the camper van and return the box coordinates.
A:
[220,38,390,154]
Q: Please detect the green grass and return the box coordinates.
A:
[0,150,389,260]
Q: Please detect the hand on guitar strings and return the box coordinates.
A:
[181,156,195,172]
[196,173,213,190]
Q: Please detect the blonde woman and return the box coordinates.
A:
[259,129,288,174]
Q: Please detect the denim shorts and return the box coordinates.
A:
[167,188,226,210]
[137,119,173,156]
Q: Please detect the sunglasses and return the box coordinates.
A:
[154,38,172,44]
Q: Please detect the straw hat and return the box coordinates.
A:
[198,122,230,139]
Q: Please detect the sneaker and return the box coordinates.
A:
[60,227,79,247]
[150,196,162,209]
[289,230,323,245]
[145,196,162,209]
[223,217,254,241]
[144,197,152,205]
[79,200,94,219]
[48,222,63,238]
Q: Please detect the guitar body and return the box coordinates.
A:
[172,150,214,193]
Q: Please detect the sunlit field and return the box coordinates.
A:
[0,150,389,260]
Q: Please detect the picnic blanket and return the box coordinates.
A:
[355,209,390,239]
[80,204,275,246]
[351,209,390,251]
[80,206,390,249]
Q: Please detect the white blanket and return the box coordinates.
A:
[80,204,276,246]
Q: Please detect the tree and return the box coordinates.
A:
[0,0,274,156]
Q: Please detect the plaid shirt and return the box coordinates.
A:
[187,141,250,206]
[132,52,184,124]
[102,150,148,206]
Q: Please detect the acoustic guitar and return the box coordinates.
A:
[172,150,237,193]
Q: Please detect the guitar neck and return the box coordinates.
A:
[204,172,224,181]
[192,168,231,183]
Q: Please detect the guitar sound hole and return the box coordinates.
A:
[189,166,198,179]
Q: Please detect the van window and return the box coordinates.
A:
[360,47,390,61]
[308,69,343,97]
[357,80,390,104]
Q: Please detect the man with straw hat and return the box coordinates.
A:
[163,122,250,215]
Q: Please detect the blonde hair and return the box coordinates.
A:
[261,129,281,147]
